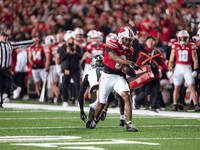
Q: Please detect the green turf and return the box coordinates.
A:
[0,104,199,150]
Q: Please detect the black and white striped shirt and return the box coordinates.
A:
[0,40,33,69]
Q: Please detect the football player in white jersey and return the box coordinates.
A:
[168,30,200,112]
[78,55,126,128]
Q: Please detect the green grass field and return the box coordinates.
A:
[0,100,200,150]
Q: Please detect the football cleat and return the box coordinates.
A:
[126,123,138,132]
[89,120,97,129]
[62,102,68,108]
[194,105,200,112]
[86,120,92,129]
[177,104,184,110]
[171,104,178,111]
[151,108,158,113]
[120,120,126,126]
[13,87,21,99]
[100,111,107,121]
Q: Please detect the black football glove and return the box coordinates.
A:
[125,67,136,77]
[129,62,143,71]
[80,110,87,123]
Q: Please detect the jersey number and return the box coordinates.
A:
[33,51,42,61]
[178,50,188,62]
[115,55,126,69]
[52,47,58,62]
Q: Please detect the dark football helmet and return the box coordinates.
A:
[91,55,104,68]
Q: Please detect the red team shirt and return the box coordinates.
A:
[29,45,45,66]
[85,43,105,64]
[168,38,178,48]
[45,44,60,64]
[76,38,86,47]
[172,42,197,65]
[104,39,133,71]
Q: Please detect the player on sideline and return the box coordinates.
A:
[168,30,200,112]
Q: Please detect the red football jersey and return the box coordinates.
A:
[168,38,177,48]
[104,39,133,71]
[82,41,90,49]
[29,45,45,66]
[172,42,197,65]
[45,44,60,64]
[76,38,86,47]
[85,43,105,64]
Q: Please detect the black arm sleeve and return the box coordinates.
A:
[59,47,69,62]
[75,45,83,59]
[131,26,138,35]
[106,47,113,53]
[78,75,89,110]
[131,39,140,62]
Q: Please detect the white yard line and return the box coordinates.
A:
[12,140,161,147]
[0,136,200,142]
[0,124,200,130]
[2,103,200,119]
[1,136,200,150]
[0,110,60,113]
[0,116,167,120]
[0,117,80,120]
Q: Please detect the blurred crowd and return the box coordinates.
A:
[1,0,200,43]
[1,0,200,112]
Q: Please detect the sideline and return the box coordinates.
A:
[2,103,200,119]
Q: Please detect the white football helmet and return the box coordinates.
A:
[87,30,96,42]
[74,28,84,40]
[106,33,117,43]
[45,35,56,46]
[117,26,135,50]
[177,30,189,45]
[74,28,84,35]
[198,23,200,29]
[97,31,104,42]
[64,32,75,42]
[197,29,200,36]
[90,30,100,45]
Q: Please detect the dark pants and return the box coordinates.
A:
[62,71,80,102]
[0,69,13,106]
[135,78,160,109]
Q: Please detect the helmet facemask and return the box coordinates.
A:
[119,37,133,50]
[117,26,135,50]
[91,55,104,68]
[177,30,189,46]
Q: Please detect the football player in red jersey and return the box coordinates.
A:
[74,27,86,47]
[90,26,140,132]
[28,35,48,98]
[168,30,200,112]
[45,35,60,104]
[81,30,105,78]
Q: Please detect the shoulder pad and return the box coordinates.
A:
[105,39,119,50]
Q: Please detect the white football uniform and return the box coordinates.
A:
[32,68,45,82]
[172,42,197,86]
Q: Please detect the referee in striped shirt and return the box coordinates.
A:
[0,32,34,108]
